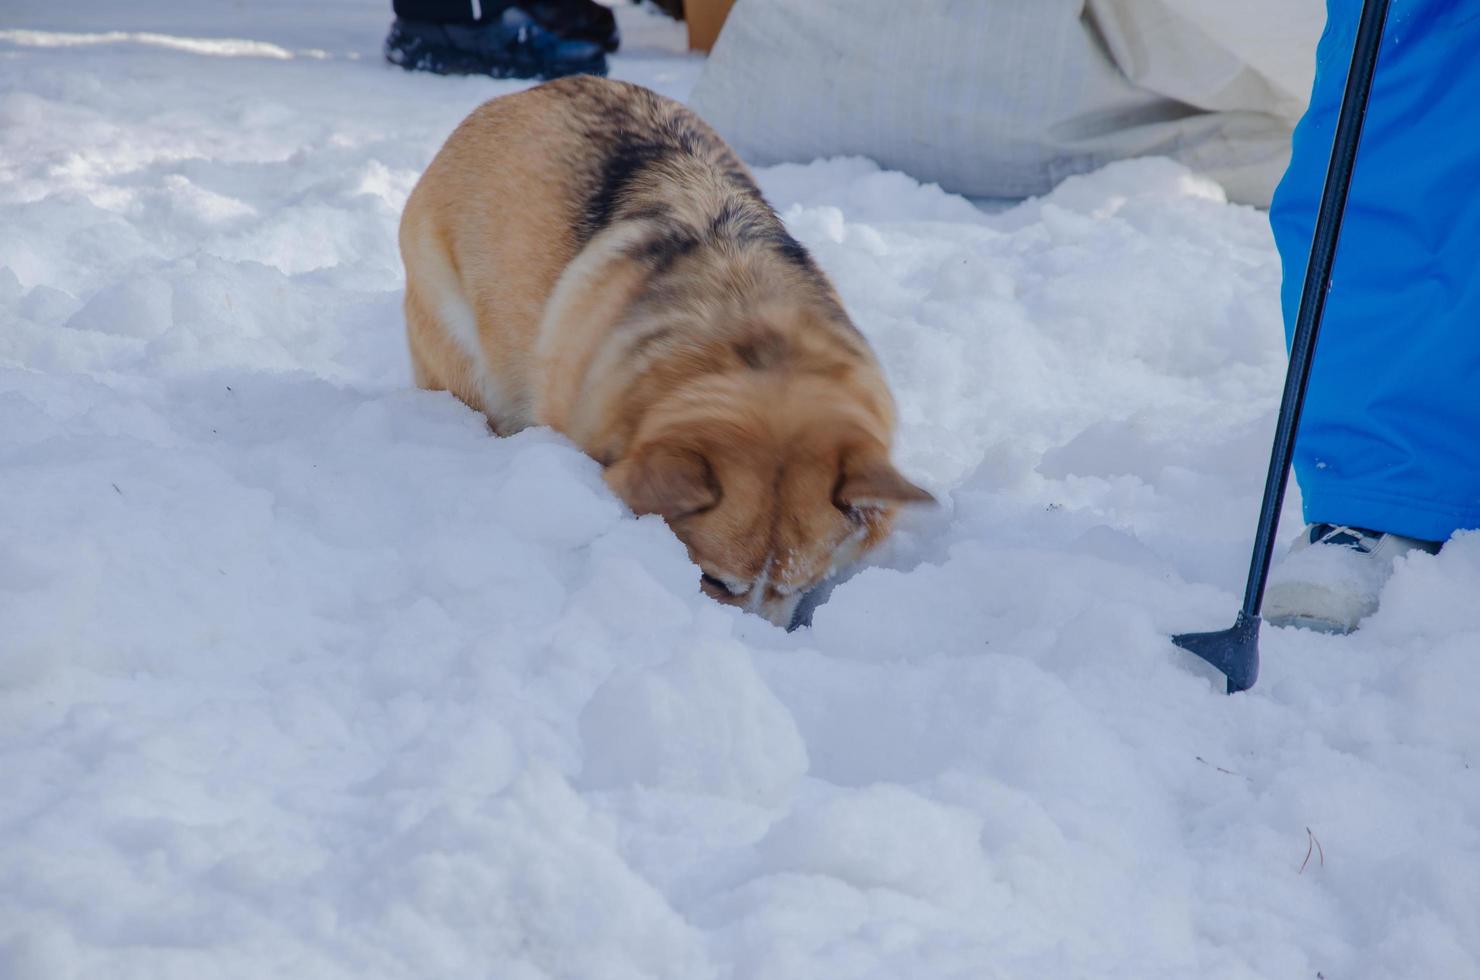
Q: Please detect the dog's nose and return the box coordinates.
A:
[760,591,805,630]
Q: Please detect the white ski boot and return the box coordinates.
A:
[1264,524,1441,633]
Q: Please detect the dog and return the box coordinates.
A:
[398,76,930,627]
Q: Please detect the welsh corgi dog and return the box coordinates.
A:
[399,76,930,627]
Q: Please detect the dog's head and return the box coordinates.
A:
[605,371,931,627]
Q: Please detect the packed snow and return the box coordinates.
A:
[3,3,1479,978]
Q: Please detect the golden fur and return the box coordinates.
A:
[399,76,929,626]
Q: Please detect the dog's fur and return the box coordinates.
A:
[399,76,929,626]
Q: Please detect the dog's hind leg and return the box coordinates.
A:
[404,277,502,428]
[405,280,449,392]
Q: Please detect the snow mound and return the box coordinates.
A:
[3,4,1479,978]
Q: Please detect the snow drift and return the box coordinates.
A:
[3,4,1479,978]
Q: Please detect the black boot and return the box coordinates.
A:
[523,0,619,53]
[385,4,609,80]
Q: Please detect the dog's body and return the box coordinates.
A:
[400,76,927,626]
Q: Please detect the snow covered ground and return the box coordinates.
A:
[3,3,1479,978]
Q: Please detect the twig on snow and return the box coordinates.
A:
[1299,827,1324,874]
[1195,756,1243,778]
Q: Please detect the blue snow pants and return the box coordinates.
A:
[1268,0,1480,541]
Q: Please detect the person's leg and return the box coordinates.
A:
[521,1,620,51]
[1265,0,1480,631]
[386,0,616,80]
[393,0,484,22]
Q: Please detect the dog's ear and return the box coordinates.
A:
[606,446,720,519]
[835,450,934,512]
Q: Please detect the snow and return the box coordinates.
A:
[3,2,1479,978]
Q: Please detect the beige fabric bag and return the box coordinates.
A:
[689,0,1324,206]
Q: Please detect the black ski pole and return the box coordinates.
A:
[1173,0,1392,694]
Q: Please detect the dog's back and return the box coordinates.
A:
[402,77,869,420]
[400,77,928,626]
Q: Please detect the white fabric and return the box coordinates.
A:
[690,0,1325,206]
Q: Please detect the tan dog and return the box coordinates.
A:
[399,76,930,627]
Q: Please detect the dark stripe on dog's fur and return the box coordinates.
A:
[704,189,822,281]
[625,325,676,359]
[571,84,779,246]
[583,134,673,242]
[626,224,702,273]
[624,203,675,224]
[734,329,789,370]
[561,77,860,338]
